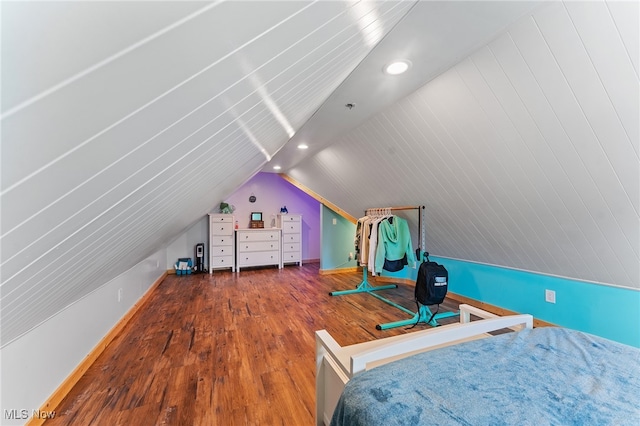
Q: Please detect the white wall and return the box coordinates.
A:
[0,249,166,425]
[166,217,209,268]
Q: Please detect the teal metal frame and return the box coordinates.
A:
[330,206,459,330]
[329,266,398,296]
[376,304,458,330]
[330,266,459,330]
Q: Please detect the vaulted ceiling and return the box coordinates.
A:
[287,0,639,289]
[1,1,638,346]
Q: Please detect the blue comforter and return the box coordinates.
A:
[331,327,640,425]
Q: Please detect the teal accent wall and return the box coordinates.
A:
[369,251,639,347]
[320,205,358,271]
[435,256,640,348]
[319,212,639,347]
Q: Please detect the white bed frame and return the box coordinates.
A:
[315,304,534,426]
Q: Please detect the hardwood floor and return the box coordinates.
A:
[46,263,461,425]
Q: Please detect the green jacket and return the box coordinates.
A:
[375,217,416,272]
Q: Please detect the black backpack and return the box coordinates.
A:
[414,253,448,307]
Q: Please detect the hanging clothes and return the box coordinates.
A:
[375,216,416,273]
[354,216,369,266]
[368,215,388,275]
[360,217,373,265]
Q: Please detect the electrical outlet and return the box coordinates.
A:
[545,289,556,304]
[118,288,123,302]
[348,252,353,261]
[332,218,337,225]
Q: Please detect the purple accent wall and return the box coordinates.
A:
[226,172,321,261]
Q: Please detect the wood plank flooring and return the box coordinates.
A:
[45,263,461,425]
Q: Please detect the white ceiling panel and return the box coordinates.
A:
[535,2,639,213]
[1,1,209,110]
[566,1,639,155]
[2,0,636,347]
[1,0,415,345]
[2,1,311,191]
[288,0,639,289]
[607,0,639,77]
[265,0,543,171]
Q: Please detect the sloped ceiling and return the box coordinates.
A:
[266,0,544,170]
[1,0,637,347]
[287,0,640,289]
[0,0,417,345]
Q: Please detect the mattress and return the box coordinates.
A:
[331,327,640,425]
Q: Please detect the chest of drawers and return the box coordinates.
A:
[277,214,302,266]
[236,228,282,272]
[209,214,235,272]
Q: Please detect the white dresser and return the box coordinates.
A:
[209,214,235,273]
[278,214,302,267]
[236,228,282,272]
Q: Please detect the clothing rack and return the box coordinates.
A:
[330,205,458,330]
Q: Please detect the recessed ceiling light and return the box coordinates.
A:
[297,144,309,150]
[384,60,411,75]
[273,165,281,170]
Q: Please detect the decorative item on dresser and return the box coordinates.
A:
[236,228,282,272]
[278,214,302,267]
[250,212,264,228]
[209,213,235,273]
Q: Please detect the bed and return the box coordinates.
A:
[315,305,640,425]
